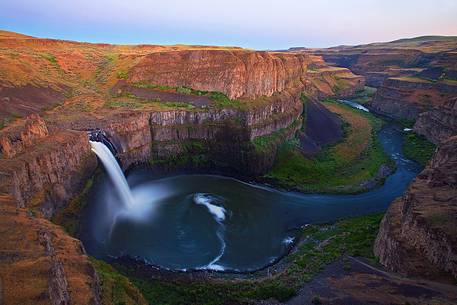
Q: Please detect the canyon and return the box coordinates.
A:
[0,30,364,305]
[304,36,457,145]
[0,30,456,305]
[304,36,457,287]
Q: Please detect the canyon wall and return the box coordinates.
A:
[0,30,365,305]
[374,135,457,279]
[129,50,308,99]
[128,50,364,99]
[0,201,101,305]
[414,97,457,145]
[306,38,457,144]
[371,77,457,121]
[0,116,97,218]
[313,48,425,87]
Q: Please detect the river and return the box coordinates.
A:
[80,103,421,272]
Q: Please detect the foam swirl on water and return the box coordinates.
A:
[193,193,226,222]
[193,193,227,270]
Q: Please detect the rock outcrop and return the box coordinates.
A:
[0,201,101,305]
[0,30,363,122]
[129,50,364,100]
[374,136,457,280]
[414,97,457,144]
[0,115,97,217]
[129,50,307,99]
[0,113,49,158]
[371,77,457,120]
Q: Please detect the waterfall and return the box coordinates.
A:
[89,141,134,208]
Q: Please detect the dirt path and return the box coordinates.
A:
[281,256,457,305]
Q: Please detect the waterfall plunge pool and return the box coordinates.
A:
[80,123,421,272]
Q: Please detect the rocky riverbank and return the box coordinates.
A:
[375,135,457,280]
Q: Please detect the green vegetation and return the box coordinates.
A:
[403,132,436,166]
[90,258,147,305]
[132,277,295,305]
[300,93,309,131]
[252,119,301,152]
[300,92,310,104]
[392,76,433,83]
[134,82,175,91]
[105,53,118,62]
[132,82,249,109]
[399,118,416,129]
[0,117,12,129]
[40,52,57,64]
[351,86,377,105]
[117,70,129,80]
[104,96,165,109]
[265,100,392,193]
[176,86,193,95]
[165,102,196,110]
[150,139,211,168]
[0,112,22,130]
[111,213,383,305]
[52,175,95,236]
[208,91,240,108]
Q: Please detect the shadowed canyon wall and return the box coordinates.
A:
[375,135,457,280]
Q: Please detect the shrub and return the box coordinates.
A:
[117,70,128,80]
[403,132,436,166]
[40,53,57,63]
[176,86,192,95]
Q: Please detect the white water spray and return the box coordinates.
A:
[89,141,135,208]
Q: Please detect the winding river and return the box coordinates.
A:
[80,105,421,272]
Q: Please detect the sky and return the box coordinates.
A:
[1,0,457,50]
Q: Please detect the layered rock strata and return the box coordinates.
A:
[374,136,457,280]
[414,97,457,144]
[305,37,457,143]
[371,77,457,121]
[0,199,101,305]
[129,50,364,99]
[0,120,97,218]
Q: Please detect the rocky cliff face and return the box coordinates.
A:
[148,94,303,176]
[0,30,363,122]
[374,135,457,280]
[313,48,425,87]
[0,113,49,158]
[0,30,366,305]
[414,97,457,145]
[129,50,307,99]
[0,115,97,218]
[371,77,457,121]
[0,200,101,305]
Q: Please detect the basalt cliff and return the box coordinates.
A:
[303,36,457,144]
[375,135,457,280]
[0,30,364,305]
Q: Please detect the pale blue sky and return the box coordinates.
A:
[1,0,457,49]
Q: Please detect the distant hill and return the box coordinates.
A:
[390,35,457,44]
[289,35,457,53]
